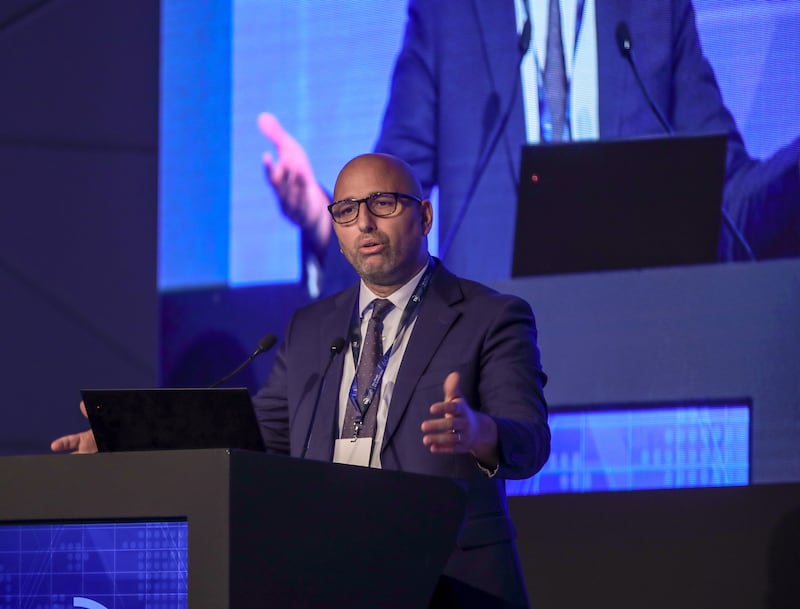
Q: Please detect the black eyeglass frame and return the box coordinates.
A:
[327,191,423,224]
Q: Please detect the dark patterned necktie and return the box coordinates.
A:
[543,0,568,142]
[341,298,394,439]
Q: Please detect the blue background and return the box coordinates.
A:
[159,0,800,289]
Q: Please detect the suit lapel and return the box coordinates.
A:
[382,266,463,450]
[471,0,527,184]
[303,287,357,461]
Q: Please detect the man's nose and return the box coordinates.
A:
[356,201,377,231]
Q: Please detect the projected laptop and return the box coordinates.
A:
[512,134,726,277]
[82,387,265,452]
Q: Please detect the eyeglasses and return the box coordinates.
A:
[327,192,423,224]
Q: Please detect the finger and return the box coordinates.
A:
[422,429,459,446]
[443,371,462,402]
[262,151,274,173]
[51,434,79,453]
[79,400,88,418]
[262,150,289,193]
[427,399,459,420]
[423,429,464,453]
[257,112,291,152]
[269,154,288,187]
[421,410,459,434]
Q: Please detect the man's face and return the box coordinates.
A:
[332,156,432,295]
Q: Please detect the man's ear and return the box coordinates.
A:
[420,199,433,235]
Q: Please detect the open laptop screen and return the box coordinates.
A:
[82,388,265,453]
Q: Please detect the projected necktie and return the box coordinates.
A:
[342,298,394,439]
[543,0,568,142]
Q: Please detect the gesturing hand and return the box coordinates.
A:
[421,372,498,467]
[257,112,331,256]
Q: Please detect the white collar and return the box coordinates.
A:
[357,259,430,317]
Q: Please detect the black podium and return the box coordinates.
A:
[0,449,466,608]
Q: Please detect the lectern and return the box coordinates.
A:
[0,450,466,608]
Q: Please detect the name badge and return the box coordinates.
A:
[333,437,373,467]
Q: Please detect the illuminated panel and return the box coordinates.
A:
[0,521,187,609]
[159,0,800,290]
[508,403,749,496]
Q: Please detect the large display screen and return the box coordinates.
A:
[159,0,800,290]
[0,521,188,609]
[507,402,750,495]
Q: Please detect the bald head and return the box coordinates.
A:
[331,153,433,297]
[333,153,423,203]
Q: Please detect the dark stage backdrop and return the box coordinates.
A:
[0,1,159,455]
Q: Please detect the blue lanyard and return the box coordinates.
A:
[534,0,586,142]
[347,259,437,425]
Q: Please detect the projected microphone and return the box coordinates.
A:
[439,12,531,261]
[615,21,756,261]
[299,337,346,459]
[615,22,672,135]
[208,333,277,388]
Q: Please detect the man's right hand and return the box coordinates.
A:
[50,400,98,454]
[258,112,332,259]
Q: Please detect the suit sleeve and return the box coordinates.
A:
[374,0,439,195]
[475,295,550,480]
[251,331,292,456]
[669,0,800,260]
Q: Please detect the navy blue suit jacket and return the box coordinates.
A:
[253,262,550,604]
[371,0,800,283]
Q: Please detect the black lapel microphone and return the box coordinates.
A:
[615,21,756,261]
[208,333,277,388]
[299,337,346,459]
[439,10,531,261]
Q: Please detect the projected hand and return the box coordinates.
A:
[258,112,332,258]
[50,400,98,454]
[421,372,499,468]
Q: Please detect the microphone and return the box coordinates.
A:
[439,12,531,261]
[299,337,346,459]
[208,333,277,388]
[615,22,672,135]
[615,21,756,261]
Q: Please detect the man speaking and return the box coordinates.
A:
[53,153,551,609]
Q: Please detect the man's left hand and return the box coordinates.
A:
[421,372,499,468]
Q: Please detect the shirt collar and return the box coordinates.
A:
[358,258,431,318]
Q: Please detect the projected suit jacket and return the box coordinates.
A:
[370,0,800,283]
[252,261,550,604]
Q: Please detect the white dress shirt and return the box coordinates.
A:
[335,262,429,468]
[514,0,599,142]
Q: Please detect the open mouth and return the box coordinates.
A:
[359,239,385,254]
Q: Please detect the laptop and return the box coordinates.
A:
[81,388,265,452]
[512,134,726,277]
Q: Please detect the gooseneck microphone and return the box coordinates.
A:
[299,337,346,459]
[208,333,277,388]
[439,13,532,262]
[615,21,756,261]
[615,22,672,136]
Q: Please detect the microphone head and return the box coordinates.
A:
[330,337,346,354]
[256,333,277,354]
[615,21,632,58]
